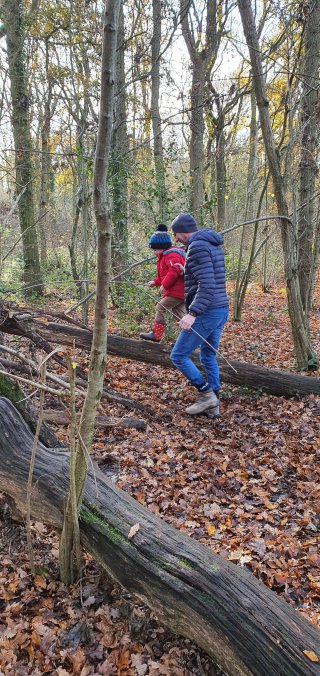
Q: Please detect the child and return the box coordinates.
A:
[140,224,186,342]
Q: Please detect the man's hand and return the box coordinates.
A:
[159,285,166,295]
[179,313,196,330]
[148,280,156,287]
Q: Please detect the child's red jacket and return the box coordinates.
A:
[153,247,186,299]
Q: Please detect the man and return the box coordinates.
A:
[170,213,229,415]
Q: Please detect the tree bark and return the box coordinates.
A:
[297,0,320,317]
[237,0,317,369]
[0,397,319,676]
[1,0,43,297]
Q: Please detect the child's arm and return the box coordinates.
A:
[160,255,183,290]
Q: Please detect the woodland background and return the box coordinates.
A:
[0,0,319,674]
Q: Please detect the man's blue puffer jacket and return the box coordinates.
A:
[185,229,229,315]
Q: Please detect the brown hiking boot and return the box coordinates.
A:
[185,390,219,415]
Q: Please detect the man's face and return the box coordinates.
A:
[173,232,190,245]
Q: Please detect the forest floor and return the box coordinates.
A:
[0,282,319,675]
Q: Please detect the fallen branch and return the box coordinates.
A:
[43,409,146,430]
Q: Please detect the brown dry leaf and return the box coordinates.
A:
[34,574,47,589]
[116,648,131,671]
[131,653,148,675]
[128,523,140,539]
[67,646,86,675]
[303,650,319,662]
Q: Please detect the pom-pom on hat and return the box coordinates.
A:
[149,223,172,250]
[171,213,198,233]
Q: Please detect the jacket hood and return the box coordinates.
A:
[190,228,224,246]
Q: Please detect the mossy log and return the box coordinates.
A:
[0,371,64,448]
[0,397,319,675]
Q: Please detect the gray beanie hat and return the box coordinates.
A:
[171,213,198,233]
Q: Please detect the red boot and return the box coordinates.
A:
[140,322,166,342]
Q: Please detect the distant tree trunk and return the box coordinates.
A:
[180,0,220,225]
[188,54,206,222]
[297,0,320,318]
[238,0,318,369]
[151,0,167,222]
[2,0,43,297]
[233,89,259,321]
[111,1,128,274]
[215,109,227,230]
[38,38,53,268]
[59,0,121,584]
[246,89,258,219]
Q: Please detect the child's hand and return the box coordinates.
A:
[159,285,165,295]
[148,280,156,287]
[175,262,185,275]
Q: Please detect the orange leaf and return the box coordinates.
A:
[303,650,319,663]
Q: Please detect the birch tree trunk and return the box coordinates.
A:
[237,0,318,369]
[1,0,43,297]
[59,0,121,584]
[297,0,320,319]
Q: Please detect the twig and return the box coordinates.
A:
[68,356,82,578]
[64,256,154,315]
[25,363,46,574]
[0,369,70,396]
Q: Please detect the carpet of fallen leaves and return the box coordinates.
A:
[0,283,319,675]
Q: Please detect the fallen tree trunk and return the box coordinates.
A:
[0,370,64,448]
[31,320,320,397]
[0,397,319,675]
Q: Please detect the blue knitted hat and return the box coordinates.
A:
[171,213,198,233]
[149,223,172,250]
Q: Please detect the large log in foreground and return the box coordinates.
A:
[0,397,319,675]
[33,320,320,397]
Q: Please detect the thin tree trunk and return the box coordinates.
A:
[215,123,226,229]
[237,0,318,369]
[38,38,52,268]
[151,0,167,221]
[2,0,43,297]
[180,0,220,225]
[59,0,121,584]
[297,0,320,317]
[111,1,129,274]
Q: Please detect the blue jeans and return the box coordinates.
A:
[170,307,228,391]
